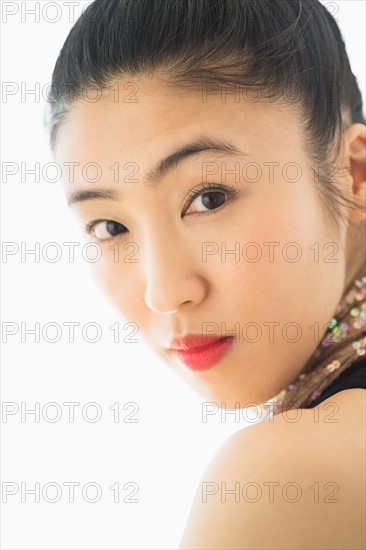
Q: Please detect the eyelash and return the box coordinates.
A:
[83,183,238,242]
[183,182,237,212]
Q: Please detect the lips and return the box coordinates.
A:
[170,334,229,351]
[169,334,235,371]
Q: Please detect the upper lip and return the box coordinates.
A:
[169,334,229,351]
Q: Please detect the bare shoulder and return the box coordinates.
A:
[179,389,366,550]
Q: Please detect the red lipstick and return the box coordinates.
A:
[169,334,234,371]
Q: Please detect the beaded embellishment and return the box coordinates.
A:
[265,274,366,417]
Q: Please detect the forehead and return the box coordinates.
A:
[54,76,304,184]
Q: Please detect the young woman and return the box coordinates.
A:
[46,1,366,548]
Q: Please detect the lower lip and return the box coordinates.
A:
[172,337,235,371]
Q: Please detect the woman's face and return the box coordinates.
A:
[55,76,348,407]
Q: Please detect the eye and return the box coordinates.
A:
[83,219,128,242]
[82,184,237,242]
[184,183,237,215]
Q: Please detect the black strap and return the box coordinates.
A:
[305,356,366,408]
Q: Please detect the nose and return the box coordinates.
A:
[143,234,208,315]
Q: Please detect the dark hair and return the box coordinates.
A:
[46,0,365,237]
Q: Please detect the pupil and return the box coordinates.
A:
[106,221,123,235]
[202,192,225,209]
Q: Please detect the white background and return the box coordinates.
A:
[1,1,365,548]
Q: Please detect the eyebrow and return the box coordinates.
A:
[67,135,248,206]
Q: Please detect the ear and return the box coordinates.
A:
[342,123,366,223]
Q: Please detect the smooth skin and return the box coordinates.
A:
[54,75,366,549]
[178,388,366,549]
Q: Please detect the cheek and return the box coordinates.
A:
[208,181,341,325]
[90,251,147,323]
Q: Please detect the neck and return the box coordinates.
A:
[265,272,366,416]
